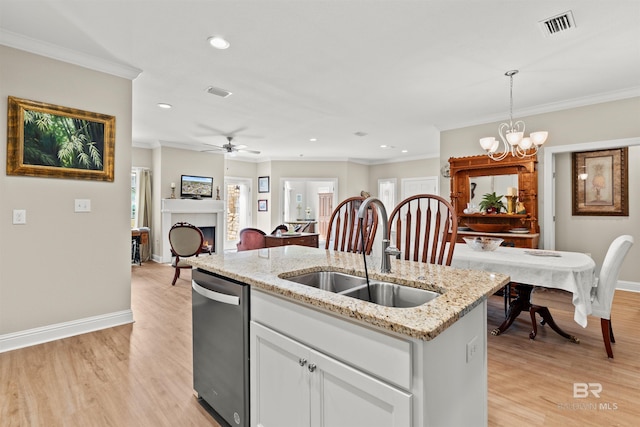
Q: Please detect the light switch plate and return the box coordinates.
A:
[13,209,26,224]
[75,199,91,212]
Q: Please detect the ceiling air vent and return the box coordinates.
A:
[539,11,576,37]
[206,86,232,98]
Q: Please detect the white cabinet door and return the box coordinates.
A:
[310,348,411,427]
[251,322,310,427]
[252,321,411,427]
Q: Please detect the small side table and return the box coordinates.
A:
[131,228,150,265]
[265,233,319,248]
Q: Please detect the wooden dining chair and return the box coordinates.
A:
[168,222,204,286]
[236,227,267,251]
[529,235,634,358]
[387,194,458,266]
[325,196,378,255]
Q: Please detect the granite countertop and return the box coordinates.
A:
[186,246,509,341]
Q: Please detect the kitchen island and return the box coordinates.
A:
[187,245,508,427]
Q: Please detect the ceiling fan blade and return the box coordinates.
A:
[200,144,226,152]
[237,148,261,155]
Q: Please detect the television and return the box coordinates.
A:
[180,175,213,199]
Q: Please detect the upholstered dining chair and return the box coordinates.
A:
[529,235,634,358]
[387,194,457,266]
[168,222,204,286]
[325,196,378,255]
[236,227,267,251]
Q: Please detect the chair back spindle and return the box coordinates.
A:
[388,194,457,266]
[326,196,378,255]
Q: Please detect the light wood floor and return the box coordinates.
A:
[1,261,639,426]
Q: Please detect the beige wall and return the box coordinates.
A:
[150,147,224,258]
[0,46,133,335]
[368,157,441,198]
[441,98,640,282]
[132,147,153,169]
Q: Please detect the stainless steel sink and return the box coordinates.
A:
[282,271,367,293]
[341,282,439,308]
[282,271,439,308]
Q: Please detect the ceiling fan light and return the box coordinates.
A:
[530,131,548,146]
[208,36,230,49]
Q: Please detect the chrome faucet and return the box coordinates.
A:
[357,197,401,273]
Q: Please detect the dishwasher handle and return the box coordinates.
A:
[192,280,240,306]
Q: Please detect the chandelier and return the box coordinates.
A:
[479,70,548,161]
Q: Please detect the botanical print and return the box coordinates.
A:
[23,108,105,170]
[7,96,115,181]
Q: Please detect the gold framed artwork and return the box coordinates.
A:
[572,147,628,216]
[7,96,115,181]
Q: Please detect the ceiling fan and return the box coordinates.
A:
[202,136,261,155]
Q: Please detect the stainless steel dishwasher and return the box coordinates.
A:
[192,268,249,427]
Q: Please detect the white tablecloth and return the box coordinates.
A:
[451,245,596,327]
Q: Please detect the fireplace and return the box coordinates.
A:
[199,226,215,253]
[160,199,225,263]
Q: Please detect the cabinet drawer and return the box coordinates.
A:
[252,289,412,390]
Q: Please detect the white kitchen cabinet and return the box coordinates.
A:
[251,321,411,427]
[250,289,488,427]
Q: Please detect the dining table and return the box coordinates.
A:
[451,244,596,336]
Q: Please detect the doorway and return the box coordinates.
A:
[401,176,439,199]
[281,178,338,243]
[225,177,252,251]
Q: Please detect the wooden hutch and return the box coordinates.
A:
[449,153,540,249]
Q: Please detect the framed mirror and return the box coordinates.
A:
[448,154,539,239]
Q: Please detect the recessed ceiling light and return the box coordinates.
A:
[380,145,395,149]
[401,149,408,153]
[157,103,172,109]
[309,138,317,142]
[208,35,230,49]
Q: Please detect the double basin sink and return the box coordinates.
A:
[281,271,439,308]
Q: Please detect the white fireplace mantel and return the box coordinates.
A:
[161,198,225,263]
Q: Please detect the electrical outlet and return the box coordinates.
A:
[466,336,478,363]
[13,209,26,224]
[74,199,91,212]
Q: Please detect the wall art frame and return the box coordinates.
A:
[258,199,268,212]
[7,96,115,181]
[572,147,628,216]
[258,176,269,193]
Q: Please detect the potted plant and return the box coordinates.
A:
[479,192,505,214]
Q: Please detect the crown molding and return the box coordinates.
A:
[438,87,640,131]
[0,29,142,80]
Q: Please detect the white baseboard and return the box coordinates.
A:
[617,280,640,293]
[0,309,134,353]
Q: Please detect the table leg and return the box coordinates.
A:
[491,284,533,336]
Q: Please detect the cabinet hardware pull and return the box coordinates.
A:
[298,358,307,366]
[308,363,317,372]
